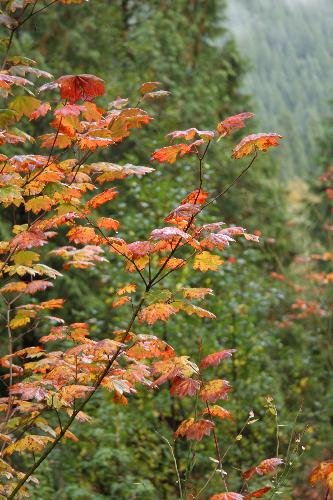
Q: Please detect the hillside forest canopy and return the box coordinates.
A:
[0,1,332,499]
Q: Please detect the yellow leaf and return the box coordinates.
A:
[193,251,223,272]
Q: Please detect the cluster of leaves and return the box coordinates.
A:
[0,1,297,499]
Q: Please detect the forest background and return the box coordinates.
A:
[0,0,332,498]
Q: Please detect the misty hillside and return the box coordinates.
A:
[227,0,333,177]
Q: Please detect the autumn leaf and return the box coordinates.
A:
[66,226,99,245]
[200,349,236,370]
[244,487,272,499]
[151,144,191,164]
[232,133,282,159]
[87,188,118,209]
[139,303,177,326]
[25,195,54,214]
[96,217,120,232]
[309,460,333,491]
[193,251,223,271]
[200,379,232,403]
[127,335,175,360]
[116,284,136,296]
[29,102,51,120]
[150,226,190,242]
[243,458,283,481]
[202,405,233,421]
[216,112,254,137]
[3,435,53,456]
[210,493,244,500]
[56,74,105,103]
[174,418,215,441]
[9,96,41,120]
[181,189,209,205]
[170,377,201,399]
[181,287,213,300]
[139,81,161,94]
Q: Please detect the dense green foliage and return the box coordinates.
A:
[227,0,333,177]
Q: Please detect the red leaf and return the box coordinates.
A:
[200,349,236,370]
[57,74,105,103]
[243,458,283,481]
[170,377,201,399]
[216,112,254,137]
[87,188,118,209]
[232,133,282,159]
[244,486,272,499]
[200,379,232,403]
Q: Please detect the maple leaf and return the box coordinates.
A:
[57,74,105,103]
[216,112,254,137]
[210,493,244,500]
[139,81,161,94]
[181,189,209,205]
[127,336,175,360]
[165,203,200,223]
[150,226,190,242]
[127,240,153,259]
[202,405,233,421]
[59,384,94,404]
[232,133,282,159]
[244,487,272,499]
[39,132,72,149]
[117,284,136,295]
[193,251,223,271]
[174,418,214,441]
[309,460,333,491]
[10,229,48,250]
[167,128,215,142]
[87,188,118,209]
[174,418,194,439]
[139,303,177,326]
[29,102,51,120]
[169,377,201,399]
[96,217,120,232]
[0,72,33,90]
[181,288,213,300]
[3,435,53,456]
[9,96,41,120]
[54,104,85,117]
[200,349,236,370]
[152,356,198,386]
[112,296,130,308]
[25,280,53,294]
[25,195,54,214]
[200,379,232,403]
[243,458,283,481]
[159,257,186,270]
[66,226,99,245]
[10,382,48,402]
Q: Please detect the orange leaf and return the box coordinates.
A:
[232,133,282,159]
[96,217,120,232]
[243,458,283,481]
[200,379,232,403]
[181,189,209,205]
[29,102,51,120]
[193,251,223,271]
[87,188,118,209]
[139,303,176,326]
[244,487,272,499]
[202,405,233,421]
[170,377,201,399]
[174,418,214,441]
[216,112,254,137]
[200,349,236,370]
[210,493,243,500]
[57,74,105,103]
